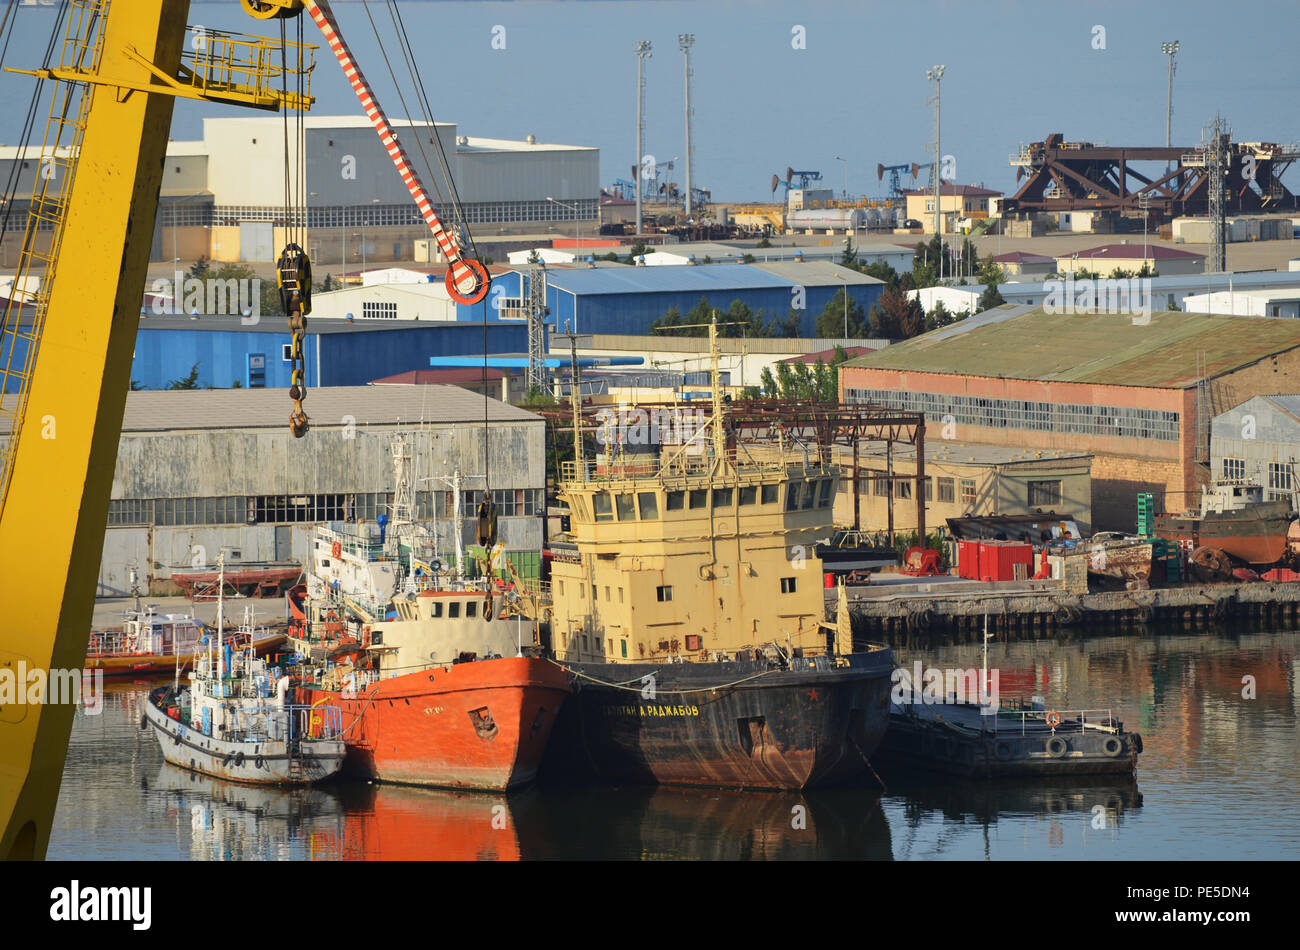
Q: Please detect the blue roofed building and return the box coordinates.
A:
[539,262,883,337]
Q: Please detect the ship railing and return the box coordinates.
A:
[986,705,1119,735]
[224,704,343,743]
[561,452,796,485]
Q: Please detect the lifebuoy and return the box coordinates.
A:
[1045,710,1062,728]
[1103,736,1123,757]
[331,541,342,559]
[1047,736,1068,758]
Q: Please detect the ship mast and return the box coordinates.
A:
[709,313,729,474]
[570,328,584,481]
[215,553,225,699]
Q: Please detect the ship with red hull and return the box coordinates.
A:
[289,513,571,791]
[299,654,569,790]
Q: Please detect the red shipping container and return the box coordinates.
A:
[958,540,982,579]
[978,540,1034,582]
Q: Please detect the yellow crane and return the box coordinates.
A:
[0,0,484,860]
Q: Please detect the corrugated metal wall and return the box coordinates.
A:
[546,284,883,337]
[129,322,529,390]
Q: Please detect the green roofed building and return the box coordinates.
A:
[839,305,1300,531]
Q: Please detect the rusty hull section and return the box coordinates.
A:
[551,651,894,790]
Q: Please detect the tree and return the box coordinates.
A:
[871,286,925,339]
[757,347,851,401]
[740,253,756,264]
[977,260,1007,286]
[188,256,210,280]
[756,237,772,249]
[650,304,685,334]
[815,287,868,338]
[774,308,802,338]
[130,379,147,391]
[232,379,243,388]
[167,362,201,390]
[925,299,953,332]
[862,259,900,291]
[977,282,1005,312]
[839,236,859,269]
[623,241,648,265]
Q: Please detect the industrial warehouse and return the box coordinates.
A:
[97,385,545,596]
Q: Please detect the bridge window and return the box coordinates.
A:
[739,486,757,506]
[638,492,659,519]
[615,493,636,521]
[666,491,685,511]
[593,493,613,522]
[761,484,779,505]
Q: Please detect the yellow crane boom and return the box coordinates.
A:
[0,0,313,861]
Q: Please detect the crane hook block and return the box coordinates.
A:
[446,257,491,306]
[476,498,498,548]
[277,244,312,316]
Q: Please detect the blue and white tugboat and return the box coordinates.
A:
[145,557,346,786]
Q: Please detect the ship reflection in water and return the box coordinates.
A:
[48,625,1300,860]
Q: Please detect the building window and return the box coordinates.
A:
[1222,458,1246,481]
[938,477,954,503]
[361,301,398,319]
[604,586,611,601]
[250,493,346,524]
[656,585,673,602]
[618,587,624,603]
[1028,480,1062,508]
[780,577,797,594]
[959,479,977,508]
[873,473,889,497]
[844,388,1180,443]
[1268,463,1292,498]
[922,478,932,502]
[896,480,912,500]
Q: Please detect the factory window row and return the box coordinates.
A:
[361,301,399,319]
[845,388,1180,442]
[188,200,598,230]
[1221,458,1246,481]
[107,488,543,527]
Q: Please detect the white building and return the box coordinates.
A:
[1183,289,1300,319]
[907,285,982,317]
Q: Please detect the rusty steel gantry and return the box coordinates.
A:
[1002,132,1300,220]
[538,400,928,543]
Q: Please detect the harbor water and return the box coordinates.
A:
[48,627,1299,861]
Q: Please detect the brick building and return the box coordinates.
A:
[840,307,1300,531]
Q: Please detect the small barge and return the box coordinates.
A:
[876,698,1142,778]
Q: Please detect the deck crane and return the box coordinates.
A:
[0,0,482,860]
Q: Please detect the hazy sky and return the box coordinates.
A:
[1,0,1296,202]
